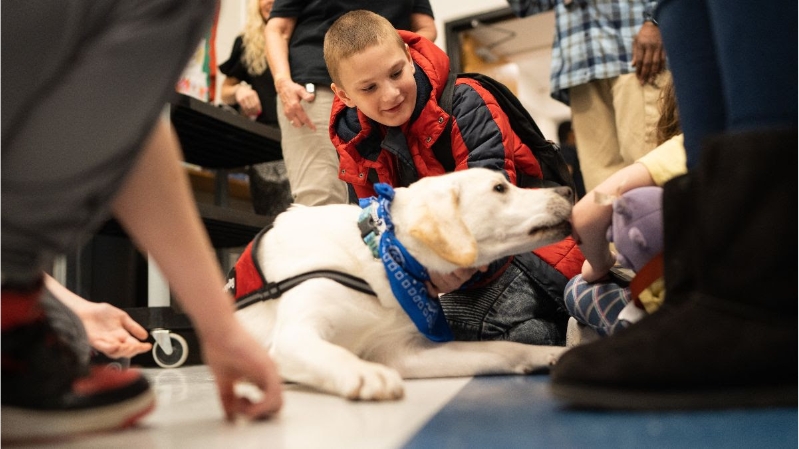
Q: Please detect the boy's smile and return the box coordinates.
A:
[332,42,417,127]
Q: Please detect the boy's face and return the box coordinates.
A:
[332,41,417,127]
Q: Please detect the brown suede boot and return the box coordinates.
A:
[550,128,798,409]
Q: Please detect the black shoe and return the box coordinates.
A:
[550,128,798,410]
[2,288,155,443]
[550,293,796,409]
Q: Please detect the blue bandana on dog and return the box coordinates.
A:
[358,183,453,342]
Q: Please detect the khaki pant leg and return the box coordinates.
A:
[570,72,668,191]
[570,78,622,191]
[613,71,671,164]
[277,87,349,206]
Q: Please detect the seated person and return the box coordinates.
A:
[565,80,685,336]
[323,10,584,346]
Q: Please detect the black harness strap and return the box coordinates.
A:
[235,269,376,311]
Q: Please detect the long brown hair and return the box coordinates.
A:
[656,79,681,145]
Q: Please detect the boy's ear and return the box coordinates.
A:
[405,44,415,74]
[331,83,356,108]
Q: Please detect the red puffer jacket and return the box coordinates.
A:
[329,30,583,281]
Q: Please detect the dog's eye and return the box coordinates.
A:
[493,183,506,193]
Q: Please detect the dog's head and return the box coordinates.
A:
[390,168,573,272]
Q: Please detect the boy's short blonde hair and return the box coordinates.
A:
[324,10,406,86]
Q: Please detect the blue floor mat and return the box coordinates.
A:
[404,375,797,449]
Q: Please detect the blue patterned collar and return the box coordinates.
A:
[358,184,453,342]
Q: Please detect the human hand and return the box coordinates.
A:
[632,21,665,85]
[425,266,488,296]
[43,274,152,359]
[79,302,153,359]
[200,321,283,421]
[109,120,282,420]
[275,77,315,130]
[235,83,262,119]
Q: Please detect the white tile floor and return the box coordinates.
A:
[10,363,797,448]
[19,365,472,449]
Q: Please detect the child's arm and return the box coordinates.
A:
[111,119,282,421]
[571,162,656,282]
[44,274,152,359]
[573,135,686,282]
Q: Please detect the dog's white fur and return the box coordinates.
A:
[235,168,573,400]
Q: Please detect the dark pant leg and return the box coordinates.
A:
[706,0,797,132]
[655,0,724,168]
[439,253,570,346]
[656,0,798,168]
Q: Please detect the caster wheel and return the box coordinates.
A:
[152,333,189,369]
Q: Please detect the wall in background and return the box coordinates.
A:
[214,0,247,103]
[442,5,570,141]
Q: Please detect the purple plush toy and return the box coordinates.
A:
[607,186,664,273]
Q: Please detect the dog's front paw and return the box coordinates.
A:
[337,361,404,401]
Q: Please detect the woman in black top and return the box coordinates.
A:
[219,0,291,216]
[219,0,278,125]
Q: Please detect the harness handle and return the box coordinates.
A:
[235,270,376,310]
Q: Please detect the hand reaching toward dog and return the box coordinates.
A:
[44,274,152,359]
[426,266,489,297]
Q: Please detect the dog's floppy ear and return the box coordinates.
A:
[408,186,478,267]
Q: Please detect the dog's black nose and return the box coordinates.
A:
[553,186,572,200]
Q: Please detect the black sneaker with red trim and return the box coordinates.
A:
[1,288,155,443]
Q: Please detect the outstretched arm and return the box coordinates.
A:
[110,119,282,420]
[44,274,152,359]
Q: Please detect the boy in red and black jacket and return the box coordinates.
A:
[324,10,584,345]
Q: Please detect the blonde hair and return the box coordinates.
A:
[242,0,268,76]
[324,10,405,86]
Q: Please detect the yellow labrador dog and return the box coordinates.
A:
[231,168,572,400]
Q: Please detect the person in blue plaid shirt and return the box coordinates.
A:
[507,0,670,191]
